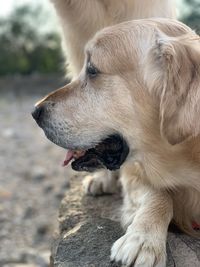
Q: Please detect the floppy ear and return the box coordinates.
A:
[152,32,200,145]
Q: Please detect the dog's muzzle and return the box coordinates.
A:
[32,104,130,172]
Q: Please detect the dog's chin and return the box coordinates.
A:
[70,134,130,172]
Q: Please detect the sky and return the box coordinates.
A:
[0,0,59,31]
[0,0,49,16]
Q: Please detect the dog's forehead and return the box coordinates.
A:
[85,21,157,61]
[85,27,139,72]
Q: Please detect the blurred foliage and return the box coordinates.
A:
[0,5,64,76]
[181,0,200,33]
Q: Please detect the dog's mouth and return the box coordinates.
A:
[62,134,129,172]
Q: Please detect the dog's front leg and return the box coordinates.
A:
[83,170,120,196]
[50,0,108,75]
[111,162,173,267]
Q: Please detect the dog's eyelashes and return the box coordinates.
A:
[87,62,99,78]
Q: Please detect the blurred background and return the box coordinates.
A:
[0,0,199,267]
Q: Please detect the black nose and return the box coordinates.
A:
[31,105,44,122]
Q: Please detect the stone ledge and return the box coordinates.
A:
[51,175,200,267]
[51,218,122,267]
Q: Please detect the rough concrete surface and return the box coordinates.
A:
[51,176,123,267]
[52,218,122,267]
[51,177,200,267]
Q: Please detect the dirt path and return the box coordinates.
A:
[0,76,73,267]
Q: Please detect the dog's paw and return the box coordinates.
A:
[83,172,119,196]
[110,231,166,267]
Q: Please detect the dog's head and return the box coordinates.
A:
[32,19,200,171]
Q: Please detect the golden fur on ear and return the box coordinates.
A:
[154,33,200,145]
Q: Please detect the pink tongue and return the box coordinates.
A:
[62,150,74,167]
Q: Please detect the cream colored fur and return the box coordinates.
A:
[36,18,200,266]
[51,0,176,76]
[50,0,176,196]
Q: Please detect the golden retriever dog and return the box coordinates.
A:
[50,0,176,196]
[32,18,200,266]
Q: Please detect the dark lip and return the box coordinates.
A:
[71,134,130,172]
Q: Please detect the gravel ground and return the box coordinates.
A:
[0,75,74,267]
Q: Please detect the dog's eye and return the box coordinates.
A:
[87,62,99,78]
